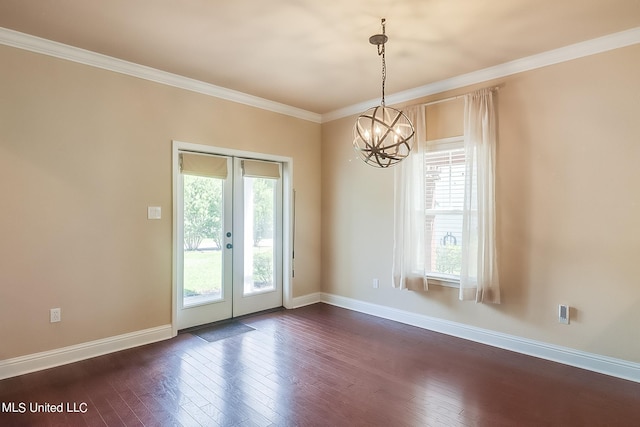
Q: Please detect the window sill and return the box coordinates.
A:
[426,275,460,288]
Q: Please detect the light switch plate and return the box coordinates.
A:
[147,206,162,220]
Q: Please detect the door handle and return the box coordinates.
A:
[226,243,233,249]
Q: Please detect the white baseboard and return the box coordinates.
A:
[291,292,322,308]
[5,295,638,384]
[0,324,173,380]
[320,292,640,383]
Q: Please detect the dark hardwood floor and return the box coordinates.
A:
[1,303,639,426]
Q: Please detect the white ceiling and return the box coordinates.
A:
[1,0,639,115]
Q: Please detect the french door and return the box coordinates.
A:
[176,151,283,329]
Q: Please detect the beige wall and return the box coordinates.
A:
[1,36,639,367]
[321,44,640,363]
[0,44,322,359]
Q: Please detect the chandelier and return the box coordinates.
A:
[353,18,415,168]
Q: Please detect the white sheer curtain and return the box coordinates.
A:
[392,105,428,291]
[460,88,500,303]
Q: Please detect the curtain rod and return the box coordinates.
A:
[415,84,505,107]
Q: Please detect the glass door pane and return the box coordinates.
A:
[182,174,224,307]
[243,177,276,295]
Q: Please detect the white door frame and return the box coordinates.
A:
[171,140,294,336]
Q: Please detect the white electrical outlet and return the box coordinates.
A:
[558,304,569,324]
[50,308,61,323]
[372,278,379,289]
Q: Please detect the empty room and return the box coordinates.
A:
[1,1,640,426]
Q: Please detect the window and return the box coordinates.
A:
[393,92,499,301]
[424,137,465,283]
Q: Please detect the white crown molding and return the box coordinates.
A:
[0,324,173,380]
[1,25,638,126]
[322,26,640,123]
[0,27,322,124]
[320,292,640,383]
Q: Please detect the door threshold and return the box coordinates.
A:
[178,306,285,335]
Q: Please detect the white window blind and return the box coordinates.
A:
[180,152,228,179]
[424,140,465,280]
[242,159,281,179]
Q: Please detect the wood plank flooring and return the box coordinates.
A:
[1,303,639,426]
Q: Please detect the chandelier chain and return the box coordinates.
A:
[381,42,386,106]
[379,19,386,106]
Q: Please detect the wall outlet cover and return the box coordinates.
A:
[558,304,569,324]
